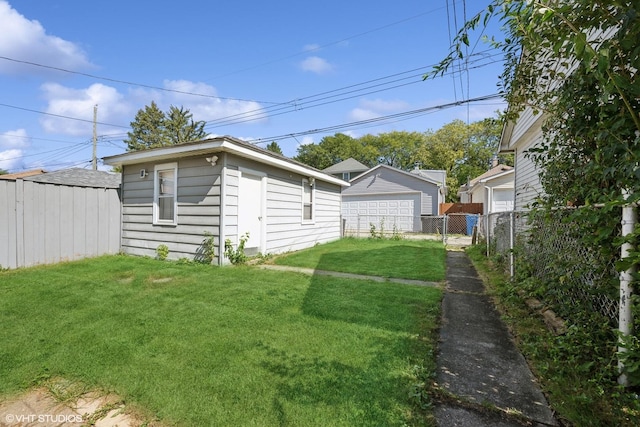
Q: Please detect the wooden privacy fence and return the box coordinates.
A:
[0,179,121,269]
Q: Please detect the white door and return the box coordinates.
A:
[238,172,264,252]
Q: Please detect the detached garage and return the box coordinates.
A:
[341,164,445,234]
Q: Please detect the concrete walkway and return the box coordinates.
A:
[434,251,558,426]
[258,264,441,287]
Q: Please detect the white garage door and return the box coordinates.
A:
[492,189,514,212]
[342,194,421,233]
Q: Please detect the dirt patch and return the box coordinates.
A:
[0,386,156,427]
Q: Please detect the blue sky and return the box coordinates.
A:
[0,0,506,172]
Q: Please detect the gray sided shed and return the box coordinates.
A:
[341,164,442,233]
[103,136,347,265]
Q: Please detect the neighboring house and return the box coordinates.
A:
[341,164,445,233]
[499,107,545,211]
[322,158,369,181]
[24,167,121,188]
[0,168,46,180]
[103,136,347,265]
[458,164,514,214]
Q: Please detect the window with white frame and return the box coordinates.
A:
[302,178,314,222]
[154,163,177,225]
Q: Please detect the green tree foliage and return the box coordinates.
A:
[294,119,504,200]
[0,169,8,175]
[124,101,207,151]
[428,1,639,208]
[294,133,377,170]
[265,141,284,155]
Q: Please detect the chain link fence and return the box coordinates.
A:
[478,209,620,324]
[342,213,479,243]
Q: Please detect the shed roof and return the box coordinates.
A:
[322,158,369,174]
[103,136,348,187]
[351,164,442,186]
[24,168,121,188]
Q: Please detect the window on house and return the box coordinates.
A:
[154,163,177,225]
[302,178,314,222]
[342,172,350,181]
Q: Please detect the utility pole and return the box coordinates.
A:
[92,104,98,170]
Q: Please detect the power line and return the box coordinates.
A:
[246,93,503,145]
[0,102,129,129]
[0,56,279,105]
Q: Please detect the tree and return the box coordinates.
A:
[265,141,283,156]
[428,1,639,205]
[294,133,375,169]
[361,131,424,170]
[124,102,207,151]
[164,105,206,145]
[293,120,502,200]
[0,169,7,175]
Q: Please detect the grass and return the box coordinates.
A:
[272,237,446,282]
[0,250,443,426]
[466,244,640,427]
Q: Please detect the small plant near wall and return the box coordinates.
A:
[156,244,169,261]
[224,232,250,265]
[202,231,216,264]
[391,224,403,240]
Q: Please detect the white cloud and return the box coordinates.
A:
[40,83,131,136]
[161,79,265,124]
[0,1,92,75]
[0,148,23,171]
[0,129,30,171]
[299,56,334,74]
[0,128,30,148]
[38,79,268,138]
[349,98,410,121]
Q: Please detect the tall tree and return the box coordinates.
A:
[164,105,206,145]
[124,102,207,151]
[294,133,374,169]
[265,141,284,155]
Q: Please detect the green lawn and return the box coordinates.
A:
[0,252,442,426]
[273,237,446,282]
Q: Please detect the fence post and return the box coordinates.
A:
[510,211,515,277]
[485,214,490,257]
[443,215,448,244]
[618,195,637,386]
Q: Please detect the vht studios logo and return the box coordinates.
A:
[5,413,84,423]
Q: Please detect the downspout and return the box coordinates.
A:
[618,190,636,386]
[484,185,491,256]
[218,154,227,266]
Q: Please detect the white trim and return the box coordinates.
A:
[301,178,315,224]
[153,162,178,226]
[103,137,348,187]
[238,168,267,254]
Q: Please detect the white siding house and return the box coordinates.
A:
[341,164,445,233]
[104,136,347,265]
[458,165,514,214]
[499,108,545,211]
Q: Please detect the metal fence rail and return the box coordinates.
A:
[478,210,619,324]
[342,213,479,242]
